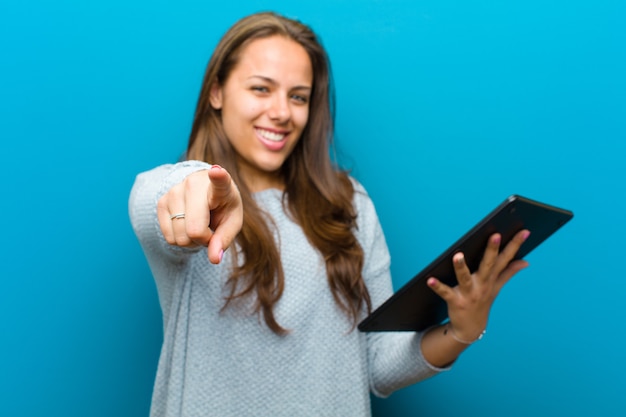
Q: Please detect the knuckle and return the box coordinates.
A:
[169,182,185,196]
[157,196,168,210]
[163,233,175,244]
[483,259,495,270]
[174,234,192,247]
[184,174,200,189]
[186,222,207,239]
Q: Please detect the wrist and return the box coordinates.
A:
[444,323,486,345]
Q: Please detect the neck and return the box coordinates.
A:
[238,167,285,193]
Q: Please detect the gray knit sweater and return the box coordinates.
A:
[129,161,447,417]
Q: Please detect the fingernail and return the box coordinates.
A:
[454,253,464,264]
[211,164,223,170]
[522,230,530,240]
[218,249,224,262]
[427,278,437,286]
[493,234,501,245]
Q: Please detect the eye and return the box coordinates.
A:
[251,86,269,93]
[290,94,309,104]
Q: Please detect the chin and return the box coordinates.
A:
[258,158,288,173]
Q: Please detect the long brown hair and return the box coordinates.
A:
[187,12,371,334]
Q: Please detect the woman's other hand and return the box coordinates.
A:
[427,230,530,343]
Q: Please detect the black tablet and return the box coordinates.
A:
[358,195,573,332]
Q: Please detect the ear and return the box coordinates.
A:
[209,82,223,110]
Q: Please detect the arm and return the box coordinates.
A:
[352,181,530,395]
[351,183,448,396]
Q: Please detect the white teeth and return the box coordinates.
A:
[257,128,286,142]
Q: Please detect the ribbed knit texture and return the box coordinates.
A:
[129,161,448,417]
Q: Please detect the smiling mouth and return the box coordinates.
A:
[256,128,287,142]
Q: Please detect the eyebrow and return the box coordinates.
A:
[248,75,312,91]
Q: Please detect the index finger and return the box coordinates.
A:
[206,165,238,209]
[206,165,243,263]
[183,169,214,245]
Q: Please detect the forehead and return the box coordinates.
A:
[230,35,313,85]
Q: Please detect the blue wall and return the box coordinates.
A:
[1,1,624,416]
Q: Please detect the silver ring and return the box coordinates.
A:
[170,213,185,220]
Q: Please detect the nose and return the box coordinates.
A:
[267,94,291,123]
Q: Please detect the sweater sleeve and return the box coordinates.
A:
[128,160,213,320]
[351,181,451,398]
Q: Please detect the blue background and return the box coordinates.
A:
[1,0,624,416]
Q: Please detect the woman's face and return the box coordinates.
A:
[210,35,313,191]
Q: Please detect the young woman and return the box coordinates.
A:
[129,11,529,417]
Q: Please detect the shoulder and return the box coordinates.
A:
[348,177,393,304]
[348,176,387,245]
[349,177,378,220]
